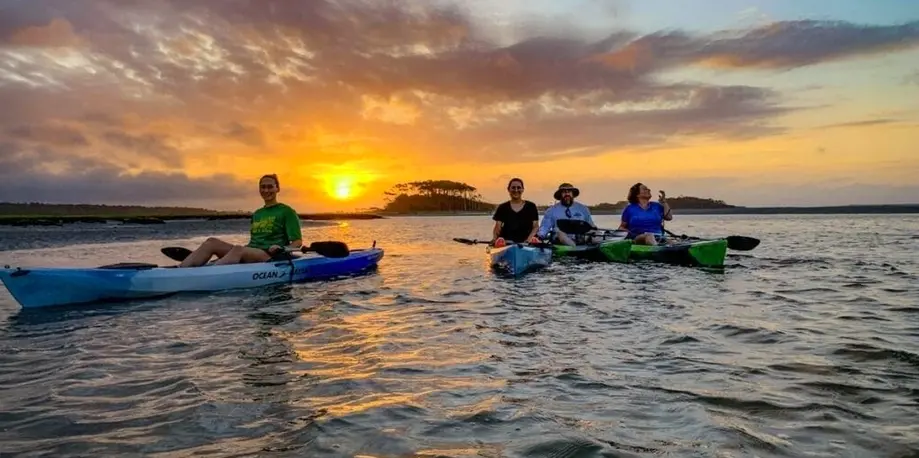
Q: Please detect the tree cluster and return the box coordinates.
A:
[382,180,495,212]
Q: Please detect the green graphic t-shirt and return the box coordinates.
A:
[246,203,303,250]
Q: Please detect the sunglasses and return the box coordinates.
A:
[259,184,276,190]
[509,186,523,190]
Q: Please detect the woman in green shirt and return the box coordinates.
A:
[179,174,303,267]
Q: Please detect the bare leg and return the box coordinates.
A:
[179,237,235,267]
[213,245,272,265]
[633,233,658,245]
[555,231,578,246]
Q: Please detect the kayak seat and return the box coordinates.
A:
[556,219,595,235]
[97,262,159,270]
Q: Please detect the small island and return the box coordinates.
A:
[377,180,496,214]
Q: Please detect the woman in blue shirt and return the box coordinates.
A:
[618,182,673,245]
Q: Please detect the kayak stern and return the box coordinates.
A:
[629,239,727,267]
[687,239,728,267]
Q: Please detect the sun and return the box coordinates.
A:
[309,165,380,203]
[325,175,358,201]
[333,180,353,200]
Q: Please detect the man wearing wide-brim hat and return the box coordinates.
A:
[536,183,597,246]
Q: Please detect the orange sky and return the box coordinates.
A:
[1,0,918,211]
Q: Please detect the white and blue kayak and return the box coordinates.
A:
[487,243,552,277]
[0,247,384,309]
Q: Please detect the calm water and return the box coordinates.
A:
[1,214,917,457]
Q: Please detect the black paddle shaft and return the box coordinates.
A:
[663,229,760,251]
[160,241,351,263]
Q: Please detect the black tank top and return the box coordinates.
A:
[492,201,539,243]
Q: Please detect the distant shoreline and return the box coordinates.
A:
[0,212,383,227]
[2,204,917,226]
[379,204,919,216]
[596,204,919,215]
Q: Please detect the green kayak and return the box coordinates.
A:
[552,239,632,263]
[629,238,728,267]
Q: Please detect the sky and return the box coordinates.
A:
[0,0,917,211]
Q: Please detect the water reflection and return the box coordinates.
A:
[1,215,918,456]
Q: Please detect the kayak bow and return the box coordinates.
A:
[487,243,552,277]
[0,247,384,309]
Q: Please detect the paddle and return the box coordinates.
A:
[160,241,351,263]
[452,237,553,249]
[662,229,760,251]
[452,237,491,245]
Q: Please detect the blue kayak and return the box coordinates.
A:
[487,243,552,277]
[0,247,384,309]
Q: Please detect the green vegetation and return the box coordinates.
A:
[381,180,495,213]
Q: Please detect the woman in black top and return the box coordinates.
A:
[491,178,541,246]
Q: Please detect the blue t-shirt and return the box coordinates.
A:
[621,202,665,237]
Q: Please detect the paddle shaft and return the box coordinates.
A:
[161,241,350,263]
[453,237,551,249]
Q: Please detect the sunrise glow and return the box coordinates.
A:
[0,0,916,211]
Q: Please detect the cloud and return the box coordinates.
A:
[6,123,89,146]
[101,131,184,168]
[223,122,265,147]
[0,0,916,206]
[0,141,250,207]
[815,118,902,129]
[691,20,919,69]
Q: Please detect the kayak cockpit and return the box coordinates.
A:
[97,262,161,270]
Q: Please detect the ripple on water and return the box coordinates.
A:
[1,215,919,457]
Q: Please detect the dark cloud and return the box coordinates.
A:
[81,112,124,128]
[691,20,919,69]
[101,131,183,168]
[428,84,790,161]
[224,122,265,147]
[0,141,249,206]
[0,0,916,204]
[6,124,89,146]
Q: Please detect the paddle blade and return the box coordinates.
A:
[161,246,193,262]
[726,235,760,251]
[453,238,489,245]
[307,241,350,258]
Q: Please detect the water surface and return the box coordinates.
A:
[1,214,917,457]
